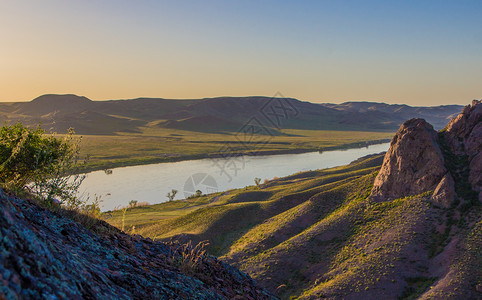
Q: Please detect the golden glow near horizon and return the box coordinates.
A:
[1,1,481,105]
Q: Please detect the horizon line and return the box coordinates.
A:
[0,93,472,108]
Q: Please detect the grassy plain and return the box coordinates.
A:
[77,127,393,172]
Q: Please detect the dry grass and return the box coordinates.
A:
[167,240,210,275]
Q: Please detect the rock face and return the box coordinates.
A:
[431,173,457,208]
[370,100,481,206]
[442,100,482,200]
[0,189,276,300]
[370,118,447,202]
[442,100,481,156]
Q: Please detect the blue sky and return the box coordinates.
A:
[1,0,481,105]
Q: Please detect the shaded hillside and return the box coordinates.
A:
[161,116,250,134]
[324,101,462,129]
[109,101,481,299]
[0,94,463,135]
[0,189,276,299]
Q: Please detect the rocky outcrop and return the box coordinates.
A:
[442,100,481,156]
[0,189,276,300]
[370,100,481,206]
[370,118,448,202]
[442,100,482,200]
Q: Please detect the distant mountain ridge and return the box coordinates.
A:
[0,94,464,135]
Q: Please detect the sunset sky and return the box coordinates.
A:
[1,0,481,105]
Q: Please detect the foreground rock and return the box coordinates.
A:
[0,189,276,299]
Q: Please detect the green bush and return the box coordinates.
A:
[0,123,86,209]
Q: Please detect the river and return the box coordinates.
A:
[79,143,390,211]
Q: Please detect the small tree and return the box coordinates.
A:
[128,200,138,209]
[195,190,203,197]
[167,189,178,201]
[254,177,261,188]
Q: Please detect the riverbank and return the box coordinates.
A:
[81,142,391,211]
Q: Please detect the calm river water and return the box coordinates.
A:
[80,143,390,211]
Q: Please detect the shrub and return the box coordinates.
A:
[168,240,210,275]
[187,190,203,199]
[0,123,85,208]
[0,123,57,188]
[129,200,138,208]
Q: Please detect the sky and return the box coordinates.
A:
[0,0,481,105]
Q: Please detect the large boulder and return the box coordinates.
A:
[370,118,447,201]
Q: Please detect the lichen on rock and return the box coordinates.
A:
[0,189,277,300]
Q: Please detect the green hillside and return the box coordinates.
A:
[104,152,481,299]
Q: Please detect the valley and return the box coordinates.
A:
[1,101,479,299]
[2,3,480,299]
[0,94,462,172]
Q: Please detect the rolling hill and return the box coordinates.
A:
[0,94,463,135]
